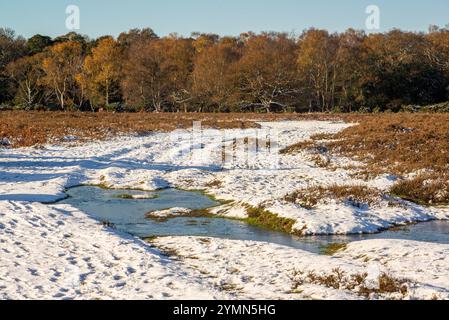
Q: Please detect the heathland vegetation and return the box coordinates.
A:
[1,26,449,113]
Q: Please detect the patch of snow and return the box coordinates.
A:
[128,193,158,200]
[0,201,228,300]
[63,135,78,142]
[147,207,192,219]
[152,236,449,300]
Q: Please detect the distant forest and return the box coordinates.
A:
[1,26,449,113]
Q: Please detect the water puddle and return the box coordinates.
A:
[58,186,449,254]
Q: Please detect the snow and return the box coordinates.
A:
[127,194,158,200]
[151,236,449,300]
[1,120,449,299]
[0,201,229,300]
[146,207,192,219]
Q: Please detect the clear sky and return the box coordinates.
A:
[1,0,449,39]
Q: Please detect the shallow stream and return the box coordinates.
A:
[58,186,449,254]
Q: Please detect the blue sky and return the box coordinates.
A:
[1,0,448,39]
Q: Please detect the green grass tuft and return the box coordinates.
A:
[244,206,304,236]
[115,194,134,199]
[320,243,348,255]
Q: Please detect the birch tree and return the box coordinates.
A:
[5,54,44,106]
[41,41,83,110]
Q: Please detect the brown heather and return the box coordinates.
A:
[390,173,449,206]
[285,185,381,209]
[282,113,449,205]
[0,111,341,148]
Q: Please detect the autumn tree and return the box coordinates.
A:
[27,34,53,54]
[54,32,89,45]
[235,32,299,112]
[297,29,340,112]
[333,29,366,111]
[425,28,449,99]
[192,33,220,54]
[41,41,84,110]
[162,35,195,111]
[77,37,122,108]
[5,54,44,106]
[191,37,242,111]
[0,28,27,102]
[360,30,447,109]
[121,40,159,110]
[2,26,449,112]
[121,35,194,112]
[118,28,158,47]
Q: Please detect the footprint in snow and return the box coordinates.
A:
[27,268,39,276]
[126,267,137,275]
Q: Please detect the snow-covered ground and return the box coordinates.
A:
[0,201,227,300]
[152,237,449,300]
[1,120,449,299]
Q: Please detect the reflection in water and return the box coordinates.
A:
[58,186,449,254]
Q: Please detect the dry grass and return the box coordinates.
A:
[0,111,340,148]
[205,179,223,189]
[327,114,449,176]
[291,268,410,299]
[280,140,316,154]
[285,185,382,209]
[390,172,449,205]
[217,281,243,293]
[282,113,449,205]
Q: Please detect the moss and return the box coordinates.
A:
[218,282,243,293]
[158,247,182,260]
[115,194,134,199]
[243,206,304,236]
[198,238,211,244]
[143,236,158,242]
[92,182,111,190]
[320,243,348,255]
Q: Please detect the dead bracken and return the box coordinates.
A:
[281,113,449,206]
[285,185,382,209]
[0,111,339,148]
[390,173,449,206]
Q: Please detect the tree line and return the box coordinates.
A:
[1,26,449,113]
